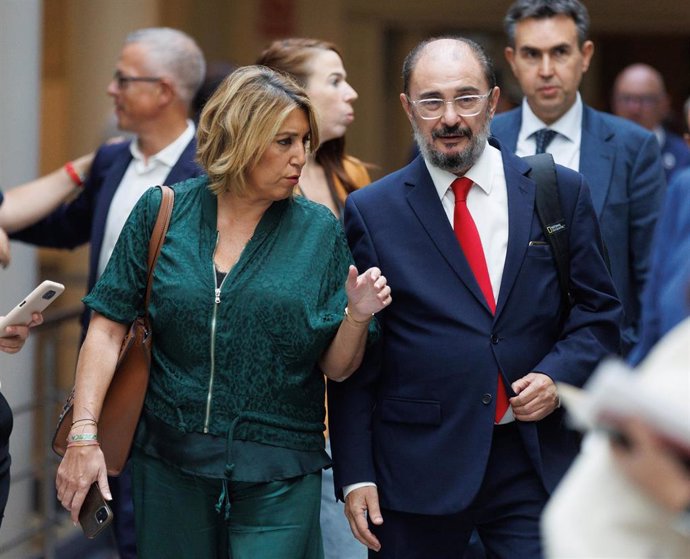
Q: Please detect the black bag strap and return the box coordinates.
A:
[523,153,574,311]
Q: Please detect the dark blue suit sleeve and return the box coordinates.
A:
[328,195,382,499]
[534,169,622,384]
[622,132,666,352]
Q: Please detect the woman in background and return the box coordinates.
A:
[257,38,370,218]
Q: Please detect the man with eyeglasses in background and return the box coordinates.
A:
[12,27,205,559]
[328,35,621,558]
[491,0,666,357]
[612,63,690,182]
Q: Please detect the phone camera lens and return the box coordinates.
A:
[96,507,108,524]
[42,290,56,300]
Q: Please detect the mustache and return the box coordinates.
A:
[432,125,473,140]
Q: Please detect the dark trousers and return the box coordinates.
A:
[108,461,137,558]
[370,423,548,559]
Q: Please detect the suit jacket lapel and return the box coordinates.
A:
[405,158,493,313]
[164,138,200,185]
[579,106,615,216]
[495,147,535,319]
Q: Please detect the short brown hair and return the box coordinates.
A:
[196,65,319,196]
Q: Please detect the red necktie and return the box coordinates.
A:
[451,177,510,423]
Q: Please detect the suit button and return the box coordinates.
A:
[481,393,492,405]
[490,334,499,344]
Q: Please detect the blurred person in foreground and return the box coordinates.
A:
[258,36,371,559]
[328,36,620,558]
[612,63,690,182]
[628,95,690,365]
[55,65,391,559]
[543,316,690,558]
[0,311,43,526]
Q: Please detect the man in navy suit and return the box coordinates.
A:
[612,63,690,183]
[13,27,205,558]
[328,36,621,558]
[491,0,666,355]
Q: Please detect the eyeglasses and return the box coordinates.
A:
[615,94,661,108]
[408,90,493,120]
[112,71,162,90]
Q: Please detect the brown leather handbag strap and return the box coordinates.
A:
[144,185,174,317]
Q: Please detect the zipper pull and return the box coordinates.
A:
[215,288,221,304]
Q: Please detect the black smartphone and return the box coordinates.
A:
[79,483,114,539]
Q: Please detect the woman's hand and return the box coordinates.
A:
[56,443,111,524]
[345,265,392,321]
[0,312,43,354]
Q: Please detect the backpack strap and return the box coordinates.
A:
[522,153,574,311]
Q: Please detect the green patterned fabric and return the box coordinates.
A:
[84,176,376,453]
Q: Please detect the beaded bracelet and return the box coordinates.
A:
[68,433,98,443]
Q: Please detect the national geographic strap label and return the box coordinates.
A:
[546,220,567,235]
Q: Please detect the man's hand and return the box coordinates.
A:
[344,485,383,552]
[510,372,559,421]
[0,312,43,354]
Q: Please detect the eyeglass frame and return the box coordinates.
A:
[407,88,495,120]
[112,70,163,90]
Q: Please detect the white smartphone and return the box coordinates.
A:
[0,280,65,336]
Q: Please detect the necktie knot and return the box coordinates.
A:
[451,177,473,203]
[534,128,558,154]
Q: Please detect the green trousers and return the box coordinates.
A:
[131,449,324,559]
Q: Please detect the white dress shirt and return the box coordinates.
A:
[97,121,195,277]
[425,142,509,304]
[516,93,583,172]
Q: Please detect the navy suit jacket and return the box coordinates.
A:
[491,105,666,354]
[328,139,621,515]
[660,129,690,183]
[13,138,202,332]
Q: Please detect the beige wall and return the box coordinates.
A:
[36,0,690,293]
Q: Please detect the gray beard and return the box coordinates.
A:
[412,118,490,175]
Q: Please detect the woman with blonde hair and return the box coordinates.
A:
[55,66,390,558]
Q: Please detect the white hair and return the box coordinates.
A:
[125,27,206,107]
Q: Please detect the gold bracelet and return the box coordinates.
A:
[344,306,372,325]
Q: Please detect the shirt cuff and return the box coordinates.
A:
[343,482,376,499]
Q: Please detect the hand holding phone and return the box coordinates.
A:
[79,483,114,539]
[0,280,64,337]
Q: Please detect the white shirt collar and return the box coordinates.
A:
[129,120,195,172]
[519,93,583,144]
[424,141,501,200]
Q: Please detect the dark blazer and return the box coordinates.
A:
[660,129,690,183]
[328,139,621,516]
[491,105,666,354]
[13,138,202,332]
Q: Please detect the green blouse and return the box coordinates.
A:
[83,177,376,479]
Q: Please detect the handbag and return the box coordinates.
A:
[52,185,174,476]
